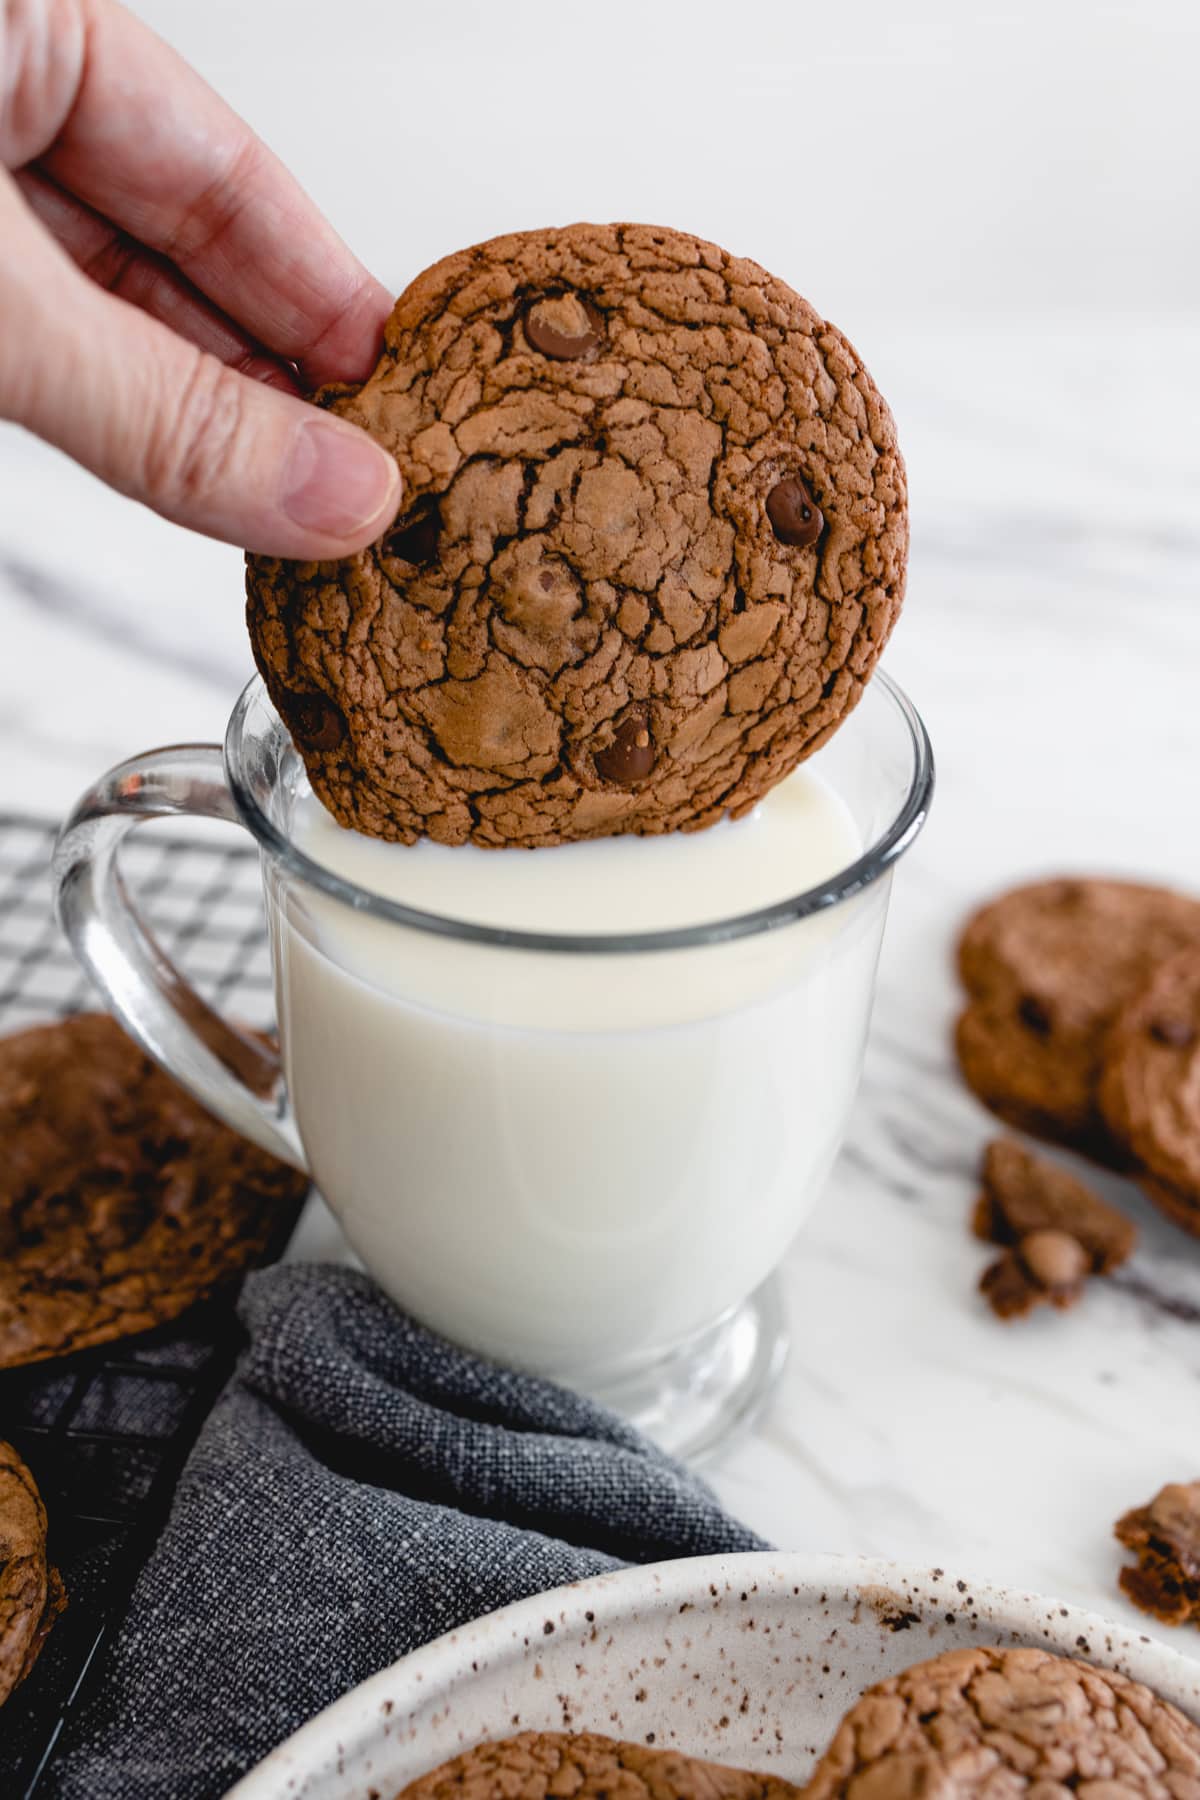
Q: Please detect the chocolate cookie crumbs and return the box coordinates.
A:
[980,1226,1091,1320]
[1116,1482,1200,1628]
[394,1729,804,1799]
[247,221,907,848]
[804,1645,1200,1798]
[0,1014,309,1369]
[0,1441,65,1707]
[975,1139,1136,1270]
[973,1140,1135,1321]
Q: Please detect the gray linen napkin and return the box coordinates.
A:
[45,1262,767,1799]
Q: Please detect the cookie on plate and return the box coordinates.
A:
[0,1014,309,1369]
[0,1441,66,1707]
[1098,945,1200,1236]
[247,221,907,848]
[955,878,1200,1158]
[1116,1480,1200,1628]
[394,1729,802,1799]
[804,1645,1200,1797]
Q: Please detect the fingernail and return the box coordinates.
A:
[281,419,399,537]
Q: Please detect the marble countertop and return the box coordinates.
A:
[2,315,1199,1660]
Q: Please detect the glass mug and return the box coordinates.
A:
[53,671,932,1460]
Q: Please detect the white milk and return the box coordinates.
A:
[267,771,886,1377]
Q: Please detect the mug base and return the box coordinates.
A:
[580,1273,788,1466]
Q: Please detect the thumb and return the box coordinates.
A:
[0,177,401,558]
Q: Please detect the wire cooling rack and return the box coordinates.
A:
[0,811,288,1796]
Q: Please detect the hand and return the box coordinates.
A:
[0,0,403,557]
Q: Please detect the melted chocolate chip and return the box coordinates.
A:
[1149,1016,1197,1049]
[283,692,346,752]
[383,501,440,567]
[1018,994,1053,1036]
[524,293,604,361]
[766,475,823,548]
[594,709,654,785]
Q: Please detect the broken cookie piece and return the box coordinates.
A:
[1116,1481,1200,1627]
[393,1728,803,1799]
[973,1139,1136,1320]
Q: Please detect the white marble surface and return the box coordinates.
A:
[4,314,1200,1659]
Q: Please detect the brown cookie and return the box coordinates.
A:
[973,1138,1137,1271]
[1099,946,1200,1236]
[0,1441,66,1707]
[956,879,1200,1158]
[394,1729,803,1799]
[803,1645,1200,1797]
[0,1014,309,1369]
[1116,1481,1200,1627]
[247,222,907,848]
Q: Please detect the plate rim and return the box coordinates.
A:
[228,1549,1200,1799]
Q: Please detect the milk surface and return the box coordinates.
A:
[268,768,887,1375]
[291,767,861,936]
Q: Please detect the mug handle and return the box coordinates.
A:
[52,743,308,1172]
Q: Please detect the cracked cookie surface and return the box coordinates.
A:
[0,1014,309,1369]
[247,222,906,847]
[0,1440,65,1707]
[394,1728,803,1799]
[956,879,1200,1159]
[804,1645,1200,1798]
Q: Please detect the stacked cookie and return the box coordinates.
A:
[0,1012,309,1702]
[956,878,1200,1236]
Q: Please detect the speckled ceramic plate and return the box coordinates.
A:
[229,1552,1200,1800]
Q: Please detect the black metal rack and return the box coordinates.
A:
[0,813,287,1795]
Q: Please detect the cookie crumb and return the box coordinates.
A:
[973,1140,1134,1321]
[975,1139,1136,1270]
[1115,1481,1200,1626]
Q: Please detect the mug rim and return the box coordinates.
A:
[224,671,934,956]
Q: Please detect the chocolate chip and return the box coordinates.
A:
[766,475,823,547]
[594,709,654,785]
[1149,1016,1197,1049]
[283,692,346,752]
[383,501,440,567]
[1019,1228,1089,1292]
[1018,994,1053,1036]
[524,293,604,361]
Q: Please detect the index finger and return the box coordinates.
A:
[34,0,393,387]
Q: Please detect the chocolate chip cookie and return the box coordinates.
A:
[1099,945,1200,1236]
[956,879,1200,1158]
[803,1645,1200,1797]
[0,1441,65,1707]
[0,1014,309,1369]
[1116,1481,1200,1627]
[247,222,907,847]
[395,1730,803,1799]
